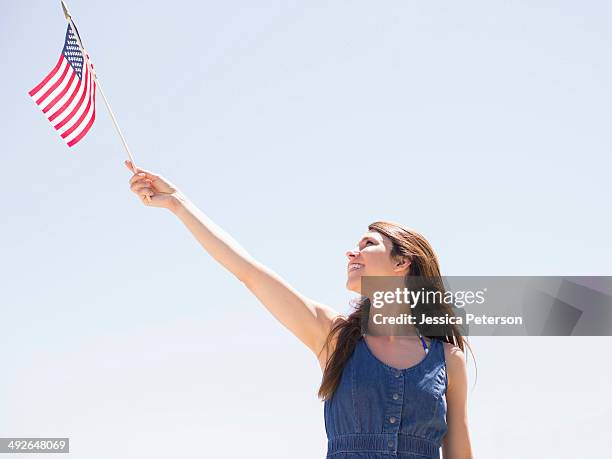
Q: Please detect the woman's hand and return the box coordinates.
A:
[124,159,183,210]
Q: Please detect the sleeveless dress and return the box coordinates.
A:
[323,334,448,459]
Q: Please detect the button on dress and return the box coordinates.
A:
[324,335,448,459]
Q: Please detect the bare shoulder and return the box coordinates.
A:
[442,341,464,359]
[442,341,467,390]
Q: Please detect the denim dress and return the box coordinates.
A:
[323,334,448,459]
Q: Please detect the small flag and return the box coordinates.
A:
[29,25,96,147]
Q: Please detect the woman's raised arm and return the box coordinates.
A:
[125,160,341,358]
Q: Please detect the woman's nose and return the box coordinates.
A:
[346,248,359,260]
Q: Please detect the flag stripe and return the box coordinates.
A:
[48,75,83,122]
[39,61,77,114]
[61,78,94,139]
[54,65,90,131]
[45,72,80,118]
[43,70,76,114]
[67,90,96,147]
[35,59,70,105]
[28,55,63,96]
[58,68,93,137]
[67,112,95,147]
[31,58,70,103]
[64,86,96,144]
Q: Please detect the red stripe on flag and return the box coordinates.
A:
[28,55,63,97]
[54,66,90,130]
[42,69,76,114]
[67,97,96,147]
[61,87,93,139]
[35,60,70,105]
[48,76,82,123]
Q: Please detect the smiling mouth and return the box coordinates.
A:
[348,263,364,272]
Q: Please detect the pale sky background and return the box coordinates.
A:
[1,0,611,458]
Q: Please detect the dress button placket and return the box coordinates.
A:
[386,368,404,454]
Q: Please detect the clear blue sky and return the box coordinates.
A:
[1,1,611,457]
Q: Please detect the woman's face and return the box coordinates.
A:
[345,231,410,294]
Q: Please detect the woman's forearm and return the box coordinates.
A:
[169,194,259,283]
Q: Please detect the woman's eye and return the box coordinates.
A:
[359,240,373,250]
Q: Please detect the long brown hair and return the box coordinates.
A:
[317,220,475,401]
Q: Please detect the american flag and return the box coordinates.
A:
[29,25,96,147]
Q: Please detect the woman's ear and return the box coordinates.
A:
[393,257,411,273]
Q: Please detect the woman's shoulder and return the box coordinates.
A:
[441,340,462,354]
[441,340,465,364]
[441,340,467,390]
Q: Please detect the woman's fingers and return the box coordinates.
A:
[131,179,152,191]
[130,175,155,199]
[125,160,159,180]
[125,159,141,174]
[134,185,153,195]
[129,173,148,186]
[137,187,154,199]
[132,183,154,195]
[124,160,180,209]
[125,161,175,192]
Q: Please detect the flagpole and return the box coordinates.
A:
[60,0,150,201]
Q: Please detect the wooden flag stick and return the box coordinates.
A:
[60,0,150,201]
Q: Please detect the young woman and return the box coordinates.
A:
[124,160,474,459]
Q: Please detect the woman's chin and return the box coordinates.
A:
[346,279,361,294]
